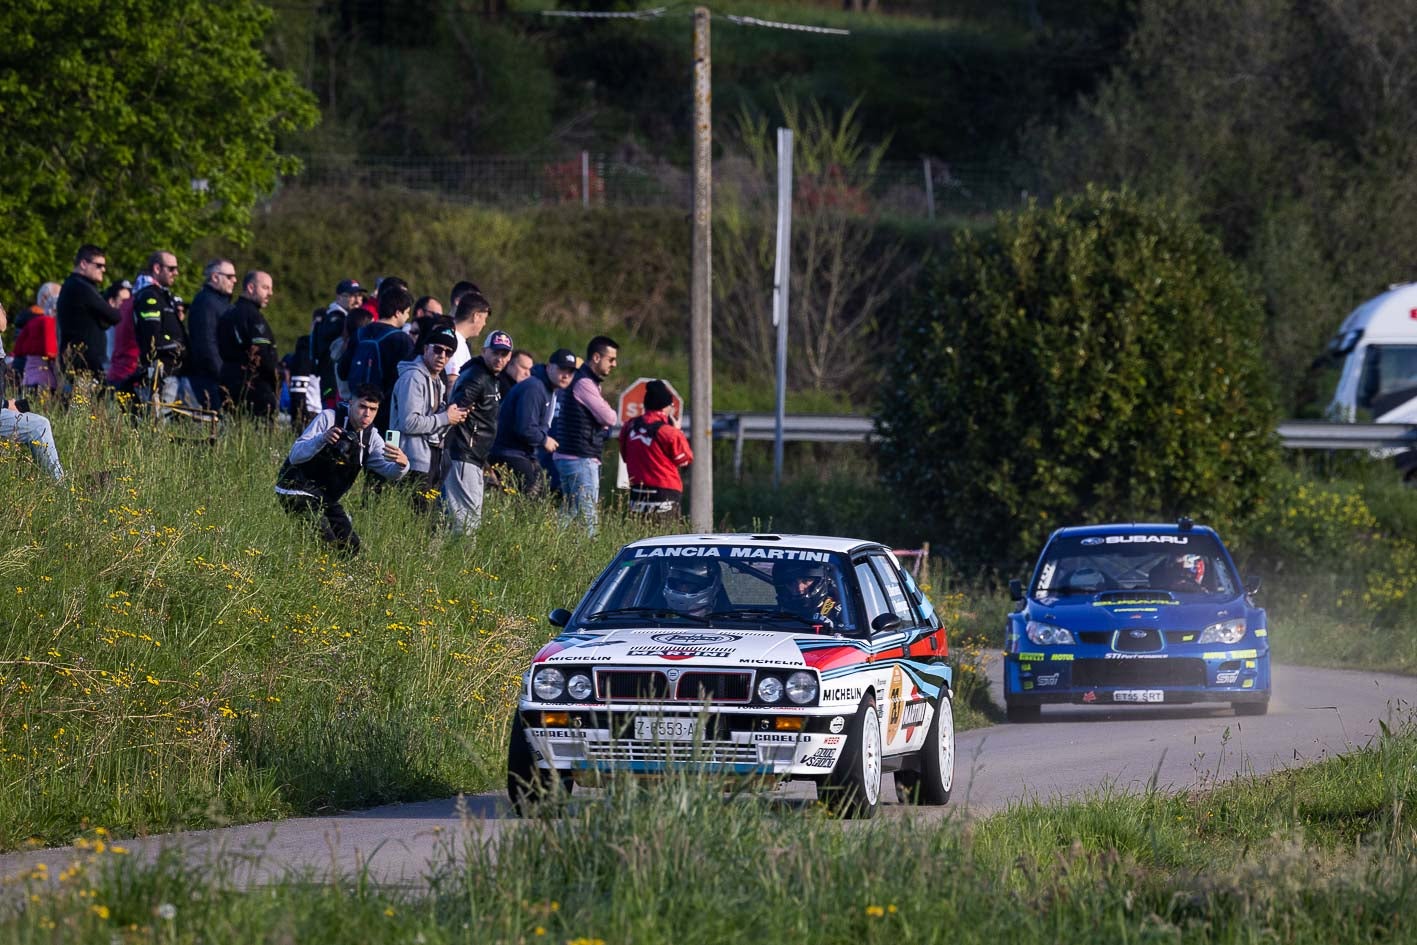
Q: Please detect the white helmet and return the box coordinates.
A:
[663,561,721,614]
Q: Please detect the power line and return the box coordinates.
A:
[540,6,667,18]
[721,14,848,36]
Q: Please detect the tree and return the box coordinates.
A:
[714,96,915,395]
[0,0,318,297]
[876,187,1280,568]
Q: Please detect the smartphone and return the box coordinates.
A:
[386,430,402,449]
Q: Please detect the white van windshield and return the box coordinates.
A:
[1358,344,1417,416]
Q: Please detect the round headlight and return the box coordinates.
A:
[785,671,818,705]
[567,673,594,701]
[757,675,784,703]
[532,667,565,701]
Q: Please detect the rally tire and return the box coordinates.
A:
[506,712,570,816]
[823,697,882,819]
[1006,702,1041,724]
[899,693,954,805]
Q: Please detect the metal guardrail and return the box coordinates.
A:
[1276,421,1417,451]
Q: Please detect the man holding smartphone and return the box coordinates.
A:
[389,325,468,511]
[275,384,409,555]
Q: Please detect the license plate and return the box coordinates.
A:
[1112,690,1164,703]
[633,717,698,741]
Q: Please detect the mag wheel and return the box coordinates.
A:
[823,697,882,819]
[899,693,954,805]
[506,712,570,817]
[1006,702,1041,724]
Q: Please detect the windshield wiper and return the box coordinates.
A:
[705,609,820,627]
[584,607,710,624]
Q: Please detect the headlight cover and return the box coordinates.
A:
[532,667,565,701]
[566,673,594,701]
[1199,618,1246,645]
[785,671,818,705]
[757,675,784,703]
[1025,620,1076,646]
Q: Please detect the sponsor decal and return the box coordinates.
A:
[1215,670,1240,685]
[529,728,587,738]
[800,748,837,769]
[650,632,742,646]
[821,686,863,702]
[575,639,619,648]
[1036,673,1060,687]
[581,655,614,662]
[1018,652,1045,662]
[747,658,804,667]
[887,666,905,743]
[1092,600,1178,608]
[828,716,846,734]
[1127,630,1150,639]
[900,700,927,731]
[752,733,809,743]
[1049,654,1074,661]
[664,668,682,681]
[1105,653,1167,660]
[631,546,831,561]
[1081,537,1103,546]
[824,736,841,746]
[1082,690,1097,703]
[1102,535,1189,545]
[627,646,733,660]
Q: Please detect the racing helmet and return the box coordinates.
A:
[663,561,721,614]
[1178,554,1206,586]
[774,561,831,614]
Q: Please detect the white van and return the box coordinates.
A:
[1326,283,1417,423]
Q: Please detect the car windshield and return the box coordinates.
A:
[575,545,860,633]
[1033,533,1241,599]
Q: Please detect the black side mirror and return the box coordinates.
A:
[1008,579,1023,602]
[871,613,905,634]
[548,608,572,628]
[1244,577,1262,596]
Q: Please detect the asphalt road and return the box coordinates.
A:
[3,660,1414,887]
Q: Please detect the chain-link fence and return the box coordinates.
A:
[289,153,1035,219]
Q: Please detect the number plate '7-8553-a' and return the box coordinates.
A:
[634,717,698,741]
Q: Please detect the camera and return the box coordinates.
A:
[328,429,360,465]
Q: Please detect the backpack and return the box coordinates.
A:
[346,329,386,392]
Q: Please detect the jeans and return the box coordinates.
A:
[555,457,601,534]
[0,408,65,481]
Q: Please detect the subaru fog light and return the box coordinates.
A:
[1026,620,1076,645]
[533,667,566,701]
[785,671,818,705]
[757,676,784,703]
[1198,618,1246,645]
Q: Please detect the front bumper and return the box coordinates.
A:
[516,704,852,779]
[1004,646,1271,706]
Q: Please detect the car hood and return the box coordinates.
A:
[534,628,810,667]
[1024,591,1246,631]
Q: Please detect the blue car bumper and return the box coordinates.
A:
[1004,644,1271,706]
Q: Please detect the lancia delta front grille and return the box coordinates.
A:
[596,669,753,703]
[584,740,760,765]
[1072,659,1207,688]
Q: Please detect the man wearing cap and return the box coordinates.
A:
[550,335,619,534]
[312,278,364,407]
[489,347,576,496]
[390,324,469,511]
[619,379,693,518]
[442,330,513,534]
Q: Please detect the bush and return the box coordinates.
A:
[876,187,1280,568]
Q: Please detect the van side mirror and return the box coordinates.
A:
[1008,579,1023,602]
[871,613,906,634]
[548,608,572,627]
[1244,577,1262,596]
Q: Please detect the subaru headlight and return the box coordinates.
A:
[785,671,818,705]
[566,673,594,701]
[757,675,784,703]
[1198,618,1246,645]
[532,667,565,701]
[1025,620,1076,646]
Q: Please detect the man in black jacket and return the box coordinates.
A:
[56,244,119,384]
[186,259,236,410]
[217,271,279,419]
[275,385,409,555]
[132,251,189,416]
[442,330,513,535]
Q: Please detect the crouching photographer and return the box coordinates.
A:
[275,384,408,555]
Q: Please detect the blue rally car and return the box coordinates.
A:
[1003,519,1270,722]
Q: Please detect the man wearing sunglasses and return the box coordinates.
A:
[390,325,469,510]
[57,243,120,384]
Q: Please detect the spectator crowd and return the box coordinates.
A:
[0,243,694,554]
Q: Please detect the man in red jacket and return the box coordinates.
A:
[618,379,693,518]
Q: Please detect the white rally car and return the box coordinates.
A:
[506,534,955,818]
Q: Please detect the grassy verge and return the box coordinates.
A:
[7,712,1416,943]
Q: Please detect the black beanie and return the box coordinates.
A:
[643,379,673,412]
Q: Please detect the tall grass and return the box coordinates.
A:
[8,717,1417,943]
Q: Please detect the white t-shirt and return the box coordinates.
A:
[448,334,473,378]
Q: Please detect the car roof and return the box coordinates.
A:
[623,533,883,555]
[1050,522,1222,540]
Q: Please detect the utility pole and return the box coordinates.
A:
[689,6,714,532]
